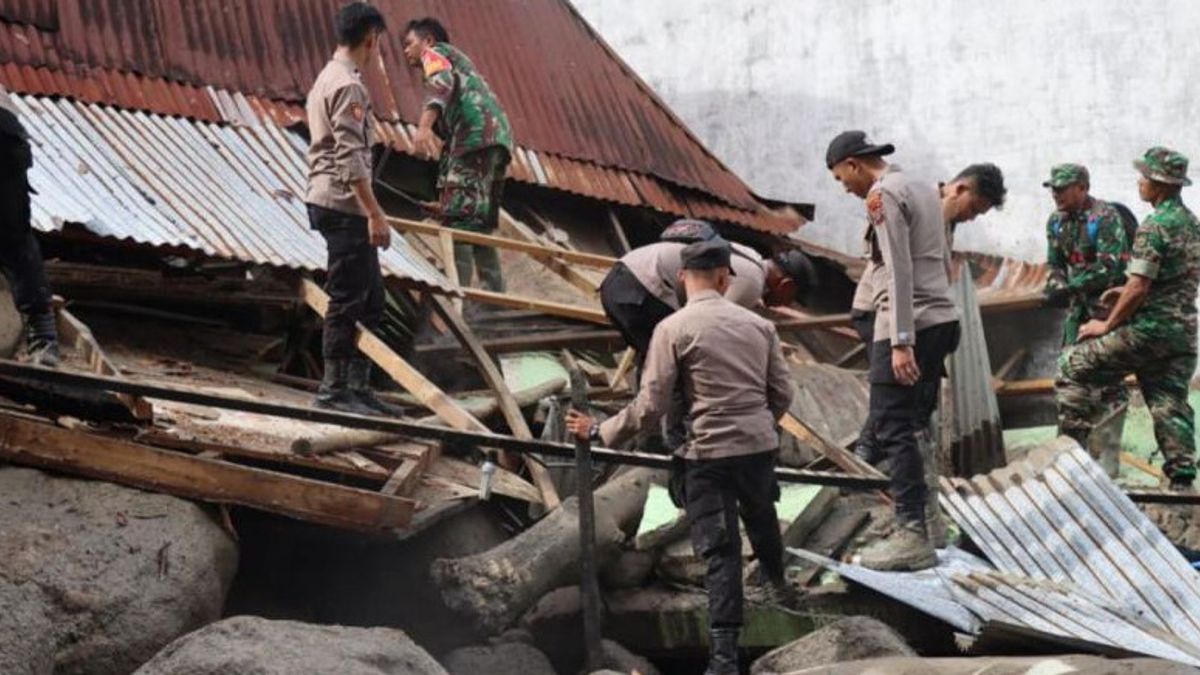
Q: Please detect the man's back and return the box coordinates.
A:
[1128,196,1200,345]
[304,57,373,216]
[421,43,512,158]
[620,241,766,310]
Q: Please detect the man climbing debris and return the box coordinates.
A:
[303,2,402,417]
[403,16,513,293]
[1057,147,1200,489]
[0,85,58,367]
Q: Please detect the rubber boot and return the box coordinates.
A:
[315,358,376,416]
[859,520,937,572]
[704,627,740,675]
[347,358,405,417]
[24,312,60,368]
[1164,456,1198,493]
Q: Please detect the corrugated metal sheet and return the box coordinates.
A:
[940,438,1200,645]
[15,94,451,290]
[0,0,803,234]
[944,271,1004,476]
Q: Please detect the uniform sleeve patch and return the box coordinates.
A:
[867,190,885,227]
[349,101,365,122]
[422,48,452,78]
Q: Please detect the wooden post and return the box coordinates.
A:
[55,305,153,420]
[569,366,603,670]
[437,229,463,314]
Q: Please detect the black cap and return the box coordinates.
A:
[825,130,895,169]
[660,218,717,244]
[681,238,736,275]
[772,249,818,293]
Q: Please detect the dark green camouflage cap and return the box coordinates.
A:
[1134,146,1192,186]
[1043,163,1089,188]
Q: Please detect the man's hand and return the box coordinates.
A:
[368,210,391,249]
[414,126,442,160]
[419,200,443,217]
[1100,286,1125,308]
[1077,319,1110,341]
[892,345,920,386]
[565,409,596,443]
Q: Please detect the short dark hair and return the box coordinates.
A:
[336,2,387,47]
[405,17,450,44]
[954,163,1007,209]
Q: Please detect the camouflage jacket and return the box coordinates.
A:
[421,43,513,159]
[1127,196,1200,347]
[1045,197,1131,302]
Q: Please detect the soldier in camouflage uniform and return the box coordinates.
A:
[1056,147,1200,487]
[1043,164,1132,451]
[403,17,513,292]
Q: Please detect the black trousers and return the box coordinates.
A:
[684,451,783,629]
[850,310,880,462]
[868,320,960,524]
[599,262,675,357]
[309,204,385,360]
[0,188,51,317]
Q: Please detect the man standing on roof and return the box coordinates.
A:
[1057,147,1200,489]
[402,17,513,293]
[0,85,58,367]
[828,131,960,571]
[304,2,401,417]
[566,238,795,675]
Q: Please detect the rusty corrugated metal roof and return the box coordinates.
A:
[0,0,802,234]
[16,93,451,290]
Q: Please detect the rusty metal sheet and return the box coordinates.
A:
[15,94,451,291]
[0,0,803,234]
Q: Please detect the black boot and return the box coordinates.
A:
[705,627,740,675]
[347,358,405,417]
[24,312,60,368]
[315,358,376,416]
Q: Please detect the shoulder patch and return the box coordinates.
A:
[348,101,365,122]
[422,48,452,78]
[867,190,885,227]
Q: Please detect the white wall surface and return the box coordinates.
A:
[571,0,1200,261]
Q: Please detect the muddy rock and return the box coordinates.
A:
[750,616,914,675]
[134,616,447,675]
[442,642,555,675]
[0,467,237,675]
[601,639,661,675]
[0,279,18,358]
[600,548,656,589]
[1141,503,1200,551]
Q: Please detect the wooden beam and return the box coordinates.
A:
[381,442,440,498]
[0,413,416,533]
[497,210,598,295]
[607,208,632,254]
[610,347,636,390]
[415,329,623,357]
[460,287,608,325]
[429,293,561,509]
[55,305,153,420]
[299,279,489,433]
[437,229,463,314]
[780,412,886,479]
[387,216,615,269]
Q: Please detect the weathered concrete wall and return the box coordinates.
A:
[572,0,1200,260]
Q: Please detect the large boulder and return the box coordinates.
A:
[751,616,914,675]
[0,278,19,358]
[0,467,237,675]
[441,642,556,675]
[134,616,448,675]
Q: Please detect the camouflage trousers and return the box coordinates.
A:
[1056,325,1197,479]
[438,146,510,293]
[1060,302,1129,417]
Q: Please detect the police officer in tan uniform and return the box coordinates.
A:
[304,2,397,416]
[568,238,795,675]
[827,131,960,571]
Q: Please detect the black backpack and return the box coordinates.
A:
[1111,201,1140,245]
[0,108,33,175]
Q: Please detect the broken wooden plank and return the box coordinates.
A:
[782,486,838,547]
[607,208,632,254]
[780,412,885,479]
[386,216,614,269]
[381,441,441,498]
[0,413,417,532]
[791,505,870,587]
[610,347,636,390]
[437,229,464,314]
[299,279,489,433]
[460,287,608,324]
[55,305,153,420]
[430,293,561,510]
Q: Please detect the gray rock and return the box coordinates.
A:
[600,549,656,589]
[442,642,556,675]
[0,467,237,675]
[751,616,914,675]
[601,639,661,675]
[0,279,18,358]
[135,616,448,675]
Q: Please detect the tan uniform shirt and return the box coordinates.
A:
[620,241,766,310]
[599,290,794,460]
[851,260,876,313]
[304,56,374,217]
[863,167,958,345]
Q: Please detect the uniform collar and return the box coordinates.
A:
[686,289,723,305]
[332,54,360,75]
